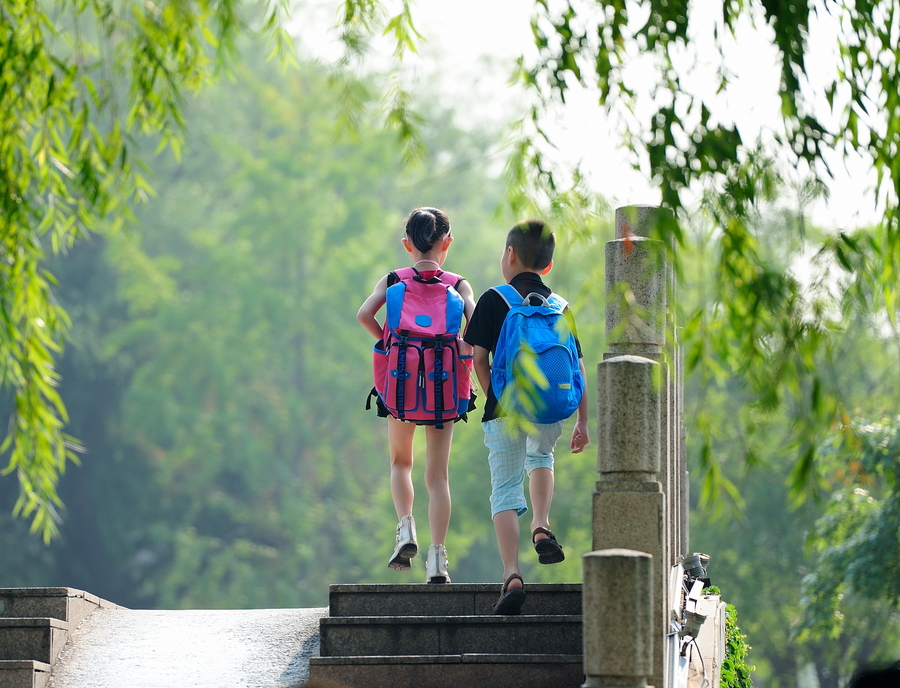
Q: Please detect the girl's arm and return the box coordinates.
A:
[357,275,389,340]
[456,279,477,361]
[457,279,477,322]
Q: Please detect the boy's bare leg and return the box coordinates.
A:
[493,509,523,588]
[423,424,454,545]
[388,417,417,519]
[529,467,554,541]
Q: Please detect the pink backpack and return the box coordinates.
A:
[371,267,472,428]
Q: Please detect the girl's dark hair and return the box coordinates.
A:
[405,207,451,253]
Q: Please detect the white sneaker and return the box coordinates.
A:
[425,544,451,584]
[388,514,418,571]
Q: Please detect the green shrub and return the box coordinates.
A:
[705,586,755,688]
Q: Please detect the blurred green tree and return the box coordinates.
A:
[0,0,292,541]
[685,195,900,686]
[795,418,900,681]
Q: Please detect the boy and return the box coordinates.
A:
[464,220,590,614]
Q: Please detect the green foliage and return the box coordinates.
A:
[691,409,900,688]
[334,0,427,167]
[99,51,423,606]
[677,159,853,510]
[701,586,755,688]
[0,0,291,541]
[797,417,900,638]
[722,601,756,688]
[685,196,900,686]
[523,0,900,234]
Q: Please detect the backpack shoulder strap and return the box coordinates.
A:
[491,284,523,309]
[547,293,568,312]
[438,270,464,289]
[392,267,417,283]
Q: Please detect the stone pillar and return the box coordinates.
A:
[605,205,687,568]
[593,355,665,688]
[582,549,654,688]
[590,205,684,688]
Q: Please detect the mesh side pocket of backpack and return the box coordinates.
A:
[511,344,578,422]
[457,346,473,415]
[539,347,575,385]
[373,339,389,399]
[512,346,572,388]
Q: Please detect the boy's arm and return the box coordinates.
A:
[357,275,389,340]
[570,358,590,453]
[473,345,492,398]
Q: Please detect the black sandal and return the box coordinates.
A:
[532,527,565,564]
[492,573,526,615]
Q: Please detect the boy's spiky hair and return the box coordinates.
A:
[506,220,555,271]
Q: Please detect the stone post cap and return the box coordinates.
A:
[584,548,653,560]
[616,205,676,241]
[601,354,659,367]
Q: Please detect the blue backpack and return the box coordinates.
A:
[490,284,584,424]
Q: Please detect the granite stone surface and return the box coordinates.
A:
[606,238,667,351]
[0,660,51,688]
[597,355,661,477]
[47,608,327,688]
[0,619,68,664]
[582,549,653,682]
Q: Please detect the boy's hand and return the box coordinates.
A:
[570,420,590,453]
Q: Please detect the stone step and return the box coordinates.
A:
[0,660,51,688]
[0,590,124,688]
[319,614,582,657]
[0,619,68,666]
[0,589,122,632]
[308,653,585,688]
[328,583,582,617]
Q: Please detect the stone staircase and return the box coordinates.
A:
[308,583,586,687]
[0,588,123,688]
[1,584,586,687]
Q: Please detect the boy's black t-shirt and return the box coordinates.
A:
[463,272,583,422]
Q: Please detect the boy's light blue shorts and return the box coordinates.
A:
[482,417,566,518]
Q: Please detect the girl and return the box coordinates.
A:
[357,208,476,584]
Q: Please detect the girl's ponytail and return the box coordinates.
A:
[405,207,450,253]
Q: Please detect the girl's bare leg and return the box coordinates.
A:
[388,417,417,520]
[423,423,454,544]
